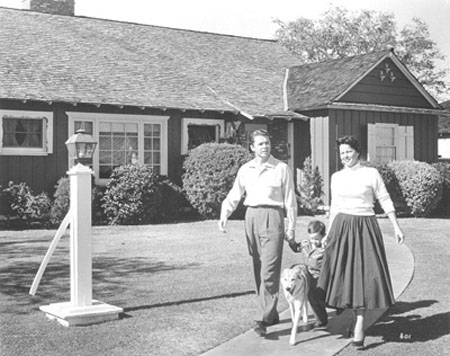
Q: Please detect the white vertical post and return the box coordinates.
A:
[68,163,93,307]
[38,160,122,326]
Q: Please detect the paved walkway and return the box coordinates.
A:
[201,236,414,356]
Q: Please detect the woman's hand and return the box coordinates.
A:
[394,226,404,244]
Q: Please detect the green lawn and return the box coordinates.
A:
[0,217,449,356]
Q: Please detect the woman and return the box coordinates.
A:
[318,135,405,347]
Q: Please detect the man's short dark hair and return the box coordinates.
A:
[250,129,270,145]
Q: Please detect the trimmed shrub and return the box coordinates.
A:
[388,161,443,217]
[2,181,52,226]
[50,177,71,225]
[50,177,108,226]
[297,156,324,215]
[182,143,252,219]
[102,164,162,225]
[92,185,107,225]
[158,176,190,222]
[431,162,450,216]
[363,161,408,215]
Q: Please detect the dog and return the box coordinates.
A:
[280,264,311,345]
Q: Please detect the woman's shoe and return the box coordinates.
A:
[351,338,365,348]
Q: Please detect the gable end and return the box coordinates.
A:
[337,58,434,109]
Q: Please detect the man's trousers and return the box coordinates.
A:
[245,206,284,325]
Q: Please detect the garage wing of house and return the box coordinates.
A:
[284,49,443,203]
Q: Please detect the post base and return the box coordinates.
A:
[39,300,123,327]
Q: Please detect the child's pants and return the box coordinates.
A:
[308,274,328,325]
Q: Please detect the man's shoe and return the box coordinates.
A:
[253,321,267,337]
[266,317,280,326]
[312,321,328,330]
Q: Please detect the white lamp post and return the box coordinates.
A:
[65,128,97,166]
[36,129,123,327]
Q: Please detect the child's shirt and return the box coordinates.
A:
[297,240,324,279]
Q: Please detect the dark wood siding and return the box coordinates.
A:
[0,101,68,197]
[319,108,438,205]
[339,58,434,109]
[329,108,438,168]
[293,119,311,170]
[0,99,241,202]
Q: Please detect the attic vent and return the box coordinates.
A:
[23,0,75,16]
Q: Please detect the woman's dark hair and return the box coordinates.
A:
[250,129,270,145]
[337,135,361,154]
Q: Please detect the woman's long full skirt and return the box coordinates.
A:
[317,213,395,310]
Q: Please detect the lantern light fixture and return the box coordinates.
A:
[65,128,97,166]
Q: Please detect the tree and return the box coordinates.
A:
[297,156,324,216]
[274,6,448,101]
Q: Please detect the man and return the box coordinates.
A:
[218,129,297,337]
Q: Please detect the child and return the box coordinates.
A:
[289,220,328,329]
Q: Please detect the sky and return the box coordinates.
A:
[1,0,449,97]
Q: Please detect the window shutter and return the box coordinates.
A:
[405,126,414,160]
[397,125,414,160]
[397,125,405,160]
[367,123,376,161]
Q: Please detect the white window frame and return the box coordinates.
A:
[367,123,414,162]
[0,110,53,156]
[67,112,169,185]
[181,118,224,155]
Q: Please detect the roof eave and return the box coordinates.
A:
[328,102,444,115]
[0,97,244,115]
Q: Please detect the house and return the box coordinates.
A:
[0,0,307,215]
[0,0,444,214]
[438,100,450,160]
[285,49,443,203]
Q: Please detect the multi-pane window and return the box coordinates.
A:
[375,125,396,162]
[368,123,414,162]
[3,118,43,148]
[67,113,168,184]
[144,123,161,174]
[99,122,139,179]
[0,110,53,156]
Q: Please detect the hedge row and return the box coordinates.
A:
[365,160,450,217]
[3,143,450,228]
[1,167,188,228]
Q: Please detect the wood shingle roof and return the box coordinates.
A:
[286,51,392,111]
[285,50,440,112]
[0,7,300,116]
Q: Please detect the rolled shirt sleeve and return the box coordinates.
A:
[220,167,245,221]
